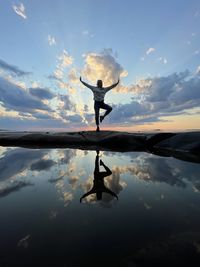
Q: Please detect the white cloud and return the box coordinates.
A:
[146,47,156,55]
[48,35,56,46]
[158,57,167,64]
[196,66,200,75]
[82,30,95,38]
[58,50,73,68]
[81,49,128,86]
[12,2,27,19]
[82,30,89,35]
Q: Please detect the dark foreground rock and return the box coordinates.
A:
[0,131,146,151]
[0,131,199,163]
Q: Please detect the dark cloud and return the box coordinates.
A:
[0,58,31,76]
[0,148,46,182]
[103,71,200,125]
[59,94,75,111]
[0,77,51,113]
[29,87,55,100]
[0,181,33,198]
[67,114,83,123]
[84,104,89,112]
[59,149,76,165]
[32,112,55,120]
[30,159,56,171]
[147,71,189,102]
[110,101,148,123]
[47,74,62,82]
[120,153,200,188]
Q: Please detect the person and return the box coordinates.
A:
[80,76,119,132]
[80,151,118,202]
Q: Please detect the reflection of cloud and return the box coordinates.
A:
[81,166,126,206]
[63,191,73,206]
[17,235,30,249]
[49,210,57,220]
[128,231,200,265]
[48,175,64,183]
[0,148,45,182]
[0,181,33,198]
[68,175,79,189]
[30,159,55,171]
[114,156,186,187]
[55,180,74,207]
[144,202,152,210]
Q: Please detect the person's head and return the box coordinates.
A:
[97,80,103,88]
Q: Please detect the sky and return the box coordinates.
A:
[0,0,200,132]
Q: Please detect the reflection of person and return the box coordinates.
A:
[80,77,119,132]
[80,151,118,202]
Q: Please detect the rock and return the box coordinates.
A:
[0,131,146,152]
[154,132,200,154]
[0,131,200,163]
[152,132,200,163]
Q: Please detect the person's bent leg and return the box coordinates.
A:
[100,103,112,122]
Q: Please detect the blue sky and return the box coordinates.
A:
[0,0,200,131]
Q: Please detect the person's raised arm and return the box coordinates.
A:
[80,76,94,90]
[104,78,120,92]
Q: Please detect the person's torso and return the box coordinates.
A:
[91,87,106,101]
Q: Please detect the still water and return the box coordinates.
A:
[0,147,200,266]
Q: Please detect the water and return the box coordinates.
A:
[0,147,200,266]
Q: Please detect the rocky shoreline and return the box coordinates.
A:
[0,131,199,163]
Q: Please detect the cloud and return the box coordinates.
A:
[68,68,79,84]
[196,66,200,75]
[12,2,27,19]
[0,58,31,76]
[0,181,33,198]
[0,148,46,182]
[17,235,30,249]
[82,30,89,35]
[58,50,73,68]
[146,47,156,55]
[30,159,56,171]
[82,30,95,38]
[29,87,55,100]
[58,94,76,111]
[48,35,56,46]
[194,10,200,17]
[47,74,62,82]
[91,69,200,126]
[0,76,52,113]
[158,57,167,64]
[81,49,128,86]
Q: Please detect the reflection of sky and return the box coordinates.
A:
[1,147,200,265]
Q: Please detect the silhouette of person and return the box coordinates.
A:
[80,77,119,132]
[80,151,118,202]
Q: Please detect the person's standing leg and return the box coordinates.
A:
[94,101,100,131]
[100,102,112,123]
